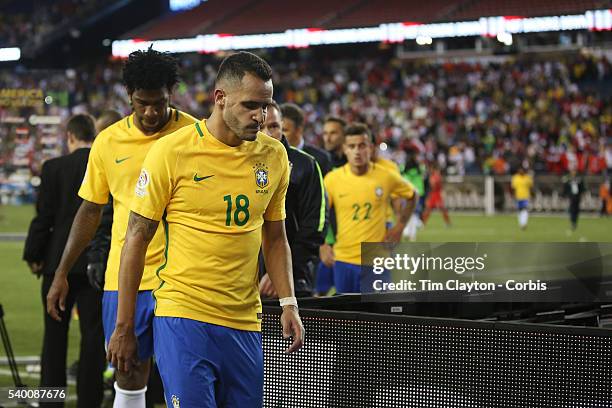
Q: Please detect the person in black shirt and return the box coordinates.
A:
[322,115,347,168]
[280,102,332,176]
[563,169,586,231]
[23,114,105,408]
[259,100,328,297]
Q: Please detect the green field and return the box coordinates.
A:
[416,211,612,242]
[0,204,610,404]
[0,204,34,233]
[0,206,82,405]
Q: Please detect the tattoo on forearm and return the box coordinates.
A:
[127,212,159,242]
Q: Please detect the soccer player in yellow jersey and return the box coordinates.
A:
[46,48,197,408]
[107,52,304,407]
[371,144,401,229]
[323,123,417,293]
[373,154,400,174]
[511,167,534,230]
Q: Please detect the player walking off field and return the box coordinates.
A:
[107,51,304,407]
[46,48,197,408]
[323,123,417,294]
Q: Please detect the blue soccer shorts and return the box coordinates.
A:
[153,316,263,408]
[102,290,155,362]
[333,261,362,294]
[315,262,334,294]
[517,199,529,210]
[334,261,391,294]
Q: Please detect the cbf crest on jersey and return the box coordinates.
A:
[253,162,269,194]
[135,168,150,198]
[375,186,384,199]
[171,395,180,408]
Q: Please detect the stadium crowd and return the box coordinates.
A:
[0,0,109,48]
[1,53,611,178]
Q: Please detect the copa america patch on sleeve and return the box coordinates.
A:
[135,168,150,197]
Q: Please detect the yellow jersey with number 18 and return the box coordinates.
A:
[130,120,289,332]
[78,109,198,291]
[324,163,415,265]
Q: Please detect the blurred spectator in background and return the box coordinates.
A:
[322,116,347,168]
[315,115,346,294]
[281,103,332,176]
[402,153,425,241]
[94,109,123,134]
[0,0,111,48]
[1,54,611,184]
[563,168,586,231]
[599,178,611,217]
[23,114,105,408]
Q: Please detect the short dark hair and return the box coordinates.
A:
[280,103,304,128]
[67,114,96,142]
[122,47,179,94]
[345,122,373,143]
[215,51,272,87]
[96,109,123,132]
[324,115,346,129]
[268,99,281,115]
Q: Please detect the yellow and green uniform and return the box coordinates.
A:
[374,157,400,174]
[511,173,533,200]
[374,157,401,224]
[79,109,197,291]
[324,163,415,265]
[130,120,289,331]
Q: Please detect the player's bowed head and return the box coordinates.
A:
[210,51,274,146]
[123,47,180,135]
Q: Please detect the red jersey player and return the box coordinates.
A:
[422,163,451,227]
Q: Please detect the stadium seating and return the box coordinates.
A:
[0,53,610,180]
[0,0,115,48]
[451,0,607,20]
[123,0,611,40]
[208,0,358,35]
[122,0,252,39]
[325,0,463,28]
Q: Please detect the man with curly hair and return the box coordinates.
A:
[46,47,197,408]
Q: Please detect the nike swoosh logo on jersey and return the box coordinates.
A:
[339,193,349,198]
[115,157,131,164]
[194,174,214,182]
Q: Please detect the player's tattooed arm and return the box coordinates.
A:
[110,212,159,371]
[126,211,159,244]
[116,212,159,319]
